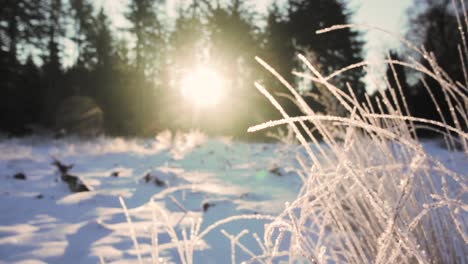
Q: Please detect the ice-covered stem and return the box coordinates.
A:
[220,229,250,264]
[119,196,143,264]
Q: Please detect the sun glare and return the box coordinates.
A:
[180,66,226,108]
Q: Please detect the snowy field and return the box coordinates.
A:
[0,132,303,263]
[0,132,466,263]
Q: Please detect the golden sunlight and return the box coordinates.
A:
[180,66,226,108]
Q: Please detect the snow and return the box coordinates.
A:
[0,133,465,263]
[0,132,303,263]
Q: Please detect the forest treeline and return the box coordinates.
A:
[0,0,466,138]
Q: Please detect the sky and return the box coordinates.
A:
[93,0,414,92]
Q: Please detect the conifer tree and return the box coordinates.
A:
[43,0,64,75]
[94,8,113,70]
[287,0,365,93]
[262,3,299,118]
[125,0,165,74]
[0,0,48,61]
[69,0,95,68]
[406,0,467,131]
[203,0,267,135]
[125,0,165,133]
[261,0,366,119]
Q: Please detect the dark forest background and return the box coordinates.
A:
[0,0,466,138]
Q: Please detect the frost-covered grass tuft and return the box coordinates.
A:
[245,2,468,263]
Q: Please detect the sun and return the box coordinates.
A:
[180,66,226,108]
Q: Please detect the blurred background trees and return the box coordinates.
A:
[372,0,468,136]
[0,0,464,138]
[408,0,467,132]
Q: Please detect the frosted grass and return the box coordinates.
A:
[245,0,467,262]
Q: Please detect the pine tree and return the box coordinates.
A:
[124,0,166,134]
[286,0,366,111]
[263,3,294,82]
[408,0,464,82]
[42,0,67,126]
[169,2,205,71]
[262,2,299,118]
[203,0,266,135]
[205,0,259,84]
[406,0,467,132]
[0,0,48,130]
[92,8,117,131]
[0,0,48,61]
[94,8,113,70]
[20,56,43,125]
[125,0,165,74]
[69,0,95,68]
[43,0,64,75]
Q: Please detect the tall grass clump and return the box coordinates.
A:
[247,1,468,263]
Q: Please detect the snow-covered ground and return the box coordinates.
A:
[0,132,465,263]
[0,132,304,263]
